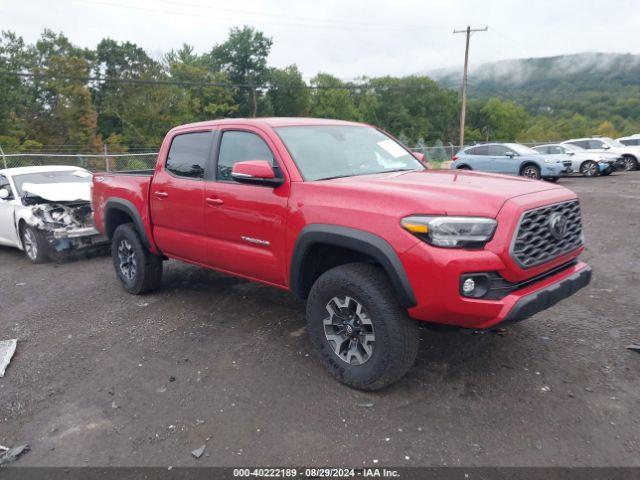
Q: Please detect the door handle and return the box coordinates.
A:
[154,191,169,198]
[206,197,224,206]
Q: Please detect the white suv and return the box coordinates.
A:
[617,134,640,147]
[562,137,639,171]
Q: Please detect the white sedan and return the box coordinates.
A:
[0,165,108,263]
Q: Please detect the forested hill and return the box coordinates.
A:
[429,52,640,115]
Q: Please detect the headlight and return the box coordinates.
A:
[543,158,554,164]
[401,216,497,248]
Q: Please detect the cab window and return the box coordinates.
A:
[166,132,212,179]
[217,131,274,182]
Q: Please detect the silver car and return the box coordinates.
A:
[533,143,618,177]
[561,137,639,171]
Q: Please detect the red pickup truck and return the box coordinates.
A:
[93,118,591,390]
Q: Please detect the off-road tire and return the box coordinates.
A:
[20,225,50,264]
[112,223,163,294]
[306,263,420,391]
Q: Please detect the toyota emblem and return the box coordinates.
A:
[549,212,568,240]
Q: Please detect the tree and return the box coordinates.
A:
[209,26,273,117]
[472,98,529,141]
[267,65,309,117]
[308,73,360,121]
[596,120,620,138]
[165,44,238,123]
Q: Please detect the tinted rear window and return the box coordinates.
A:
[166,132,212,179]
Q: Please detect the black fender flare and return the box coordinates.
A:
[104,198,151,248]
[290,224,417,308]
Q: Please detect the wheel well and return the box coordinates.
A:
[457,164,471,170]
[105,208,133,240]
[520,162,539,174]
[296,243,379,300]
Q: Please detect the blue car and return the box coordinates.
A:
[451,143,572,181]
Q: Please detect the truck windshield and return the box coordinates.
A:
[13,170,91,197]
[275,125,424,181]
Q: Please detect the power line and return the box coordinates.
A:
[148,0,426,30]
[0,70,453,92]
[77,0,426,32]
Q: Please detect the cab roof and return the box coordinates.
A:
[170,117,367,132]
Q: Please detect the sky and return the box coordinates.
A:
[3,0,640,79]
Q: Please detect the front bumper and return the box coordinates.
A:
[499,265,591,325]
[46,226,109,253]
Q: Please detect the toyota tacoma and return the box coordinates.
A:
[92,118,592,390]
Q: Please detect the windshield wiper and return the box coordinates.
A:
[315,168,418,181]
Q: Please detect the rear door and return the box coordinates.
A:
[149,130,214,264]
[0,174,19,246]
[463,145,491,170]
[203,127,289,286]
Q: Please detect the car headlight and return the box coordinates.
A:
[543,158,555,164]
[401,216,497,248]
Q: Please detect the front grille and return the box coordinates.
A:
[562,160,572,167]
[511,200,583,268]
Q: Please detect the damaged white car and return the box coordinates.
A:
[0,166,108,263]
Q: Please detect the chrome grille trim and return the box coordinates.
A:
[510,200,583,268]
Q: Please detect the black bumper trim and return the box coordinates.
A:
[501,265,592,325]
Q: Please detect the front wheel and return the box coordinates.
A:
[111,223,163,294]
[521,164,541,180]
[306,263,420,391]
[622,155,638,171]
[20,225,50,263]
[580,160,598,177]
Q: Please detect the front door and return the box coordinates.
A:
[204,128,289,286]
[149,130,214,264]
[490,145,519,174]
[0,174,19,246]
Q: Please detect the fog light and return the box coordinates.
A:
[462,278,476,294]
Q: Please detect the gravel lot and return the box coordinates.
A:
[1,172,639,467]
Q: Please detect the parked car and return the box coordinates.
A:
[532,143,618,177]
[616,134,640,147]
[451,143,572,181]
[92,118,591,390]
[0,166,108,263]
[562,137,640,171]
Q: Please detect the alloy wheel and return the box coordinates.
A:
[522,166,540,179]
[23,228,38,260]
[117,239,137,281]
[323,295,376,366]
[582,162,597,177]
[624,157,636,171]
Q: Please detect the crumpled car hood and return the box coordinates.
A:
[22,182,92,202]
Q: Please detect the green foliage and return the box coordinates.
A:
[209,26,273,117]
[0,30,638,154]
[267,65,309,117]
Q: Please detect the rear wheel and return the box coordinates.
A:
[306,263,420,391]
[580,160,598,177]
[622,155,638,171]
[20,225,50,263]
[521,164,541,180]
[111,223,163,294]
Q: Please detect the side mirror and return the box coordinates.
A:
[413,152,426,163]
[0,188,10,200]
[506,151,516,158]
[601,144,611,150]
[231,160,283,187]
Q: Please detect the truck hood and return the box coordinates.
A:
[22,182,92,202]
[323,169,566,217]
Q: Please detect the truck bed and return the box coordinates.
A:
[92,172,156,250]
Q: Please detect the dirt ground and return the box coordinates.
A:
[1,172,639,468]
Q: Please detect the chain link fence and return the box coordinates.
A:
[0,152,158,172]
[1,141,558,172]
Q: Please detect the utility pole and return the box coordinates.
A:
[453,25,488,147]
[0,144,6,170]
